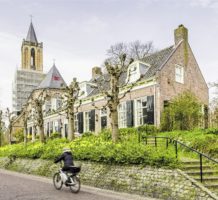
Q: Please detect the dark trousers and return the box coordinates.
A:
[62,166,71,172]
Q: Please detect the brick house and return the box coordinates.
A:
[24,24,208,139]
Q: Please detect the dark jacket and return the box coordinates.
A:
[54,152,74,167]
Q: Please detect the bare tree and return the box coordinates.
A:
[5,108,15,144]
[129,40,154,60]
[93,56,139,142]
[30,89,50,143]
[107,41,154,61]
[21,104,30,145]
[63,78,82,141]
[0,110,3,146]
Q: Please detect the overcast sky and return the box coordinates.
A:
[0,0,218,109]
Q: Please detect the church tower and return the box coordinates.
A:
[21,22,43,71]
[12,21,45,115]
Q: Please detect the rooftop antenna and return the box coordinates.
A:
[53,59,56,66]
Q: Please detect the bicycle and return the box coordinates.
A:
[53,163,81,193]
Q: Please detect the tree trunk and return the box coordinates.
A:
[38,125,45,143]
[68,113,75,141]
[24,126,27,145]
[111,110,119,142]
[9,126,12,145]
[0,131,2,147]
[32,126,36,142]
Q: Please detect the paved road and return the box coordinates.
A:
[0,169,157,200]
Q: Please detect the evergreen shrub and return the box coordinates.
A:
[0,134,178,168]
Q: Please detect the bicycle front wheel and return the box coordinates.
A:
[53,172,63,190]
[69,175,81,193]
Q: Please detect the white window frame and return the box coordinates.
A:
[175,65,184,84]
[135,96,147,126]
[54,121,59,132]
[118,102,127,128]
[84,111,90,132]
[100,107,107,117]
[74,114,78,132]
[128,64,138,83]
[56,98,62,110]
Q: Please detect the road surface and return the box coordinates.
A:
[0,169,157,200]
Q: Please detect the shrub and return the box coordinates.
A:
[203,128,218,135]
[138,124,159,136]
[0,134,178,168]
[161,91,202,131]
[14,128,24,143]
[49,132,61,139]
[160,129,218,158]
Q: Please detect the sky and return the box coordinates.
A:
[0,0,218,110]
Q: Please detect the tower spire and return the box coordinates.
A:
[26,20,38,43]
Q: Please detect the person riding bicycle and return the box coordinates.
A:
[54,147,74,184]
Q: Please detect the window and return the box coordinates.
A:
[175,65,184,83]
[56,98,62,110]
[74,114,78,132]
[127,64,138,83]
[101,108,107,117]
[118,102,127,128]
[54,121,58,132]
[45,100,51,113]
[101,108,107,129]
[30,48,35,69]
[84,111,90,132]
[50,121,53,134]
[135,96,154,126]
[135,97,147,126]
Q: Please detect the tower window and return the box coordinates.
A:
[31,48,36,70]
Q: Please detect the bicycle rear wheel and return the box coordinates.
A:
[69,175,81,193]
[53,172,63,190]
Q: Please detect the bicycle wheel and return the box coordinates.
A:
[53,172,63,190]
[69,175,81,193]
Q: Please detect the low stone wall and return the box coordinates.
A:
[0,157,217,200]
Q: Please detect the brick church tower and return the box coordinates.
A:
[12,21,45,115]
[21,22,43,72]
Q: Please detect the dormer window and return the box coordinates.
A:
[126,61,150,84]
[79,82,88,98]
[128,64,138,83]
[175,65,184,84]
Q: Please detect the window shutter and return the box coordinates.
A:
[126,100,134,127]
[78,112,84,133]
[147,96,154,124]
[64,124,68,138]
[89,110,95,132]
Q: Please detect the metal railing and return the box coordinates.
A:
[138,133,218,183]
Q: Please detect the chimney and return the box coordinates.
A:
[174,24,188,45]
[92,66,102,79]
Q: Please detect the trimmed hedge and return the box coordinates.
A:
[0,135,178,168]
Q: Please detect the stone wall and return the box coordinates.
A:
[0,157,217,200]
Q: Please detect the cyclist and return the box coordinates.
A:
[54,147,74,184]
